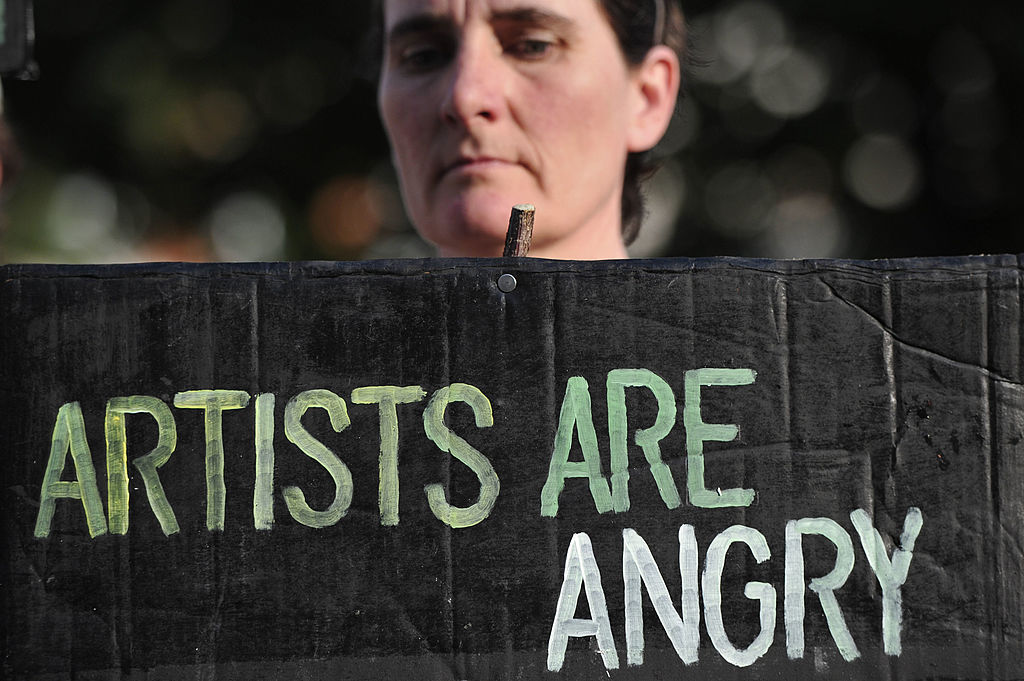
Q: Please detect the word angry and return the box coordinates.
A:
[548,508,924,671]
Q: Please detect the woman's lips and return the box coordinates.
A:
[441,156,519,180]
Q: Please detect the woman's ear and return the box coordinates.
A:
[626,45,681,153]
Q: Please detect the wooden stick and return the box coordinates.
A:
[503,203,535,257]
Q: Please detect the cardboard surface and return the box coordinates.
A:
[2,257,1023,679]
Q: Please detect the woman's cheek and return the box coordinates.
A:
[382,80,429,143]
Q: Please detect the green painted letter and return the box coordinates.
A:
[254,393,276,530]
[607,369,680,512]
[422,383,499,528]
[106,396,179,535]
[683,368,757,508]
[35,402,107,538]
[540,377,613,517]
[351,385,427,526]
[283,389,353,528]
[173,390,250,531]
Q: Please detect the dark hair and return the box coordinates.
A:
[599,0,687,244]
[0,116,22,191]
[367,0,687,246]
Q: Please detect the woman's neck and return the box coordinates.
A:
[525,223,629,260]
[436,200,630,260]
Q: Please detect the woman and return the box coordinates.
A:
[377,0,684,259]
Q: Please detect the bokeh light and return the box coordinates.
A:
[46,173,119,252]
[208,192,286,261]
[308,175,384,257]
[693,1,789,86]
[749,45,829,119]
[178,88,256,162]
[843,135,921,211]
[631,161,687,257]
[759,193,847,259]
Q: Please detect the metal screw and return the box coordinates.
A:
[497,273,517,292]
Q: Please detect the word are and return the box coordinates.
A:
[541,367,758,516]
[548,507,924,671]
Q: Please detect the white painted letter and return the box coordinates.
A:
[851,507,923,656]
[548,533,619,672]
[622,526,699,666]
[703,525,776,667]
[785,517,859,661]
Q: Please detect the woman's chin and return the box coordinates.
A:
[423,198,523,256]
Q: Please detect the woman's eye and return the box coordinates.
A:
[508,38,555,60]
[397,43,451,71]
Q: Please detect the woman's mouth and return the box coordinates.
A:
[441,156,519,180]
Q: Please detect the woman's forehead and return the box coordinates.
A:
[382,0,587,27]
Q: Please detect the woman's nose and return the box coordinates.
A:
[440,40,505,127]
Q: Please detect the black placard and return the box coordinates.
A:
[2,257,1023,680]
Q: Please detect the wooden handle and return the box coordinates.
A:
[503,203,535,257]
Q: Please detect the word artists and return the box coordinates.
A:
[34,384,499,537]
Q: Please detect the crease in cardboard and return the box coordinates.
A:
[820,277,1023,388]
[775,275,795,539]
[250,279,260,398]
[115,530,134,671]
[542,269,563,647]
[882,274,898,482]
[441,272,456,668]
[983,271,1010,656]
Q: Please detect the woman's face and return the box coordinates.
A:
[378,0,647,257]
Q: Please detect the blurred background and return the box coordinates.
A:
[0,0,1021,263]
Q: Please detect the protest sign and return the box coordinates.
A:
[3,257,1022,679]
